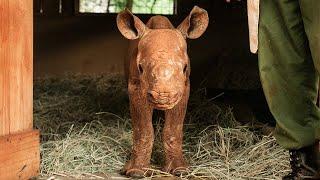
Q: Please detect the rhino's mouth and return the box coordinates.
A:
[152,102,177,110]
[148,93,181,110]
[151,101,180,110]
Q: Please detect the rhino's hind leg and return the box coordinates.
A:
[122,93,154,178]
[163,88,189,176]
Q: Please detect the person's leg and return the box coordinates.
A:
[299,0,320,142]
[299,0,320,172]
[259,0,320,178]
[259,0,319,150]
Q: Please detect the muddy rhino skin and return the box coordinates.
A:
[116,6,209,177]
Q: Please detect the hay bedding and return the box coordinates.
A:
[34,74,290,179]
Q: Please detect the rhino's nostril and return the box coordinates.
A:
[147,91,156,100]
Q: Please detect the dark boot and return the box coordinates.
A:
[283,141,320,180]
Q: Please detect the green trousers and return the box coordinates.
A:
[259,0,320,149]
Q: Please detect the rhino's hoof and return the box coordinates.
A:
[126,169,145,178]
[171,167,189,177]
[164,159,189,176]
[121,168,150,179]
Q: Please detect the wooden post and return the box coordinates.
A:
[0,0,40,179]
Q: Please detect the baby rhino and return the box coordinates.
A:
[116,6,208,178]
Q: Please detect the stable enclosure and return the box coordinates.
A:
[1,0,291,179]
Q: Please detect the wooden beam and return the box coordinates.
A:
[0,0,33,136]
[0,130,40,180]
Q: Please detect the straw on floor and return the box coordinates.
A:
[34,74,290,179]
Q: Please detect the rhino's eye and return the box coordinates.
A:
[138,64,143,74]
[183,64,187,74]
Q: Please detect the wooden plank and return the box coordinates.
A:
[0,160,39,180]
[0,130,40,180]
[0,143,39,166]
[0,142,39,163]
[0,0,33,136]
[0,130,40,157]
[0,134,39,154]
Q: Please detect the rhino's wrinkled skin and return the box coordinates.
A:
[117,6,209,177]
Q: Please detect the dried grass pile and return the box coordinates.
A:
[34,74,290,179]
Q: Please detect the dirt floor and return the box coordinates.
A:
[34,74,289,180]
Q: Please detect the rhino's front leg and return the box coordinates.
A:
[163,87,189,175]
[123,85,154,178]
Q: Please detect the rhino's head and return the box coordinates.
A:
[117,6,209,110]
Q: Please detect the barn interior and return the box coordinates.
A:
[33,0,289,179]
[35,0,275,124]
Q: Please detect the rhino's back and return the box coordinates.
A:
[146,16,174,29]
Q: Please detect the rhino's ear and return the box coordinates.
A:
[117,9,147,40]
[177,6,209,39]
